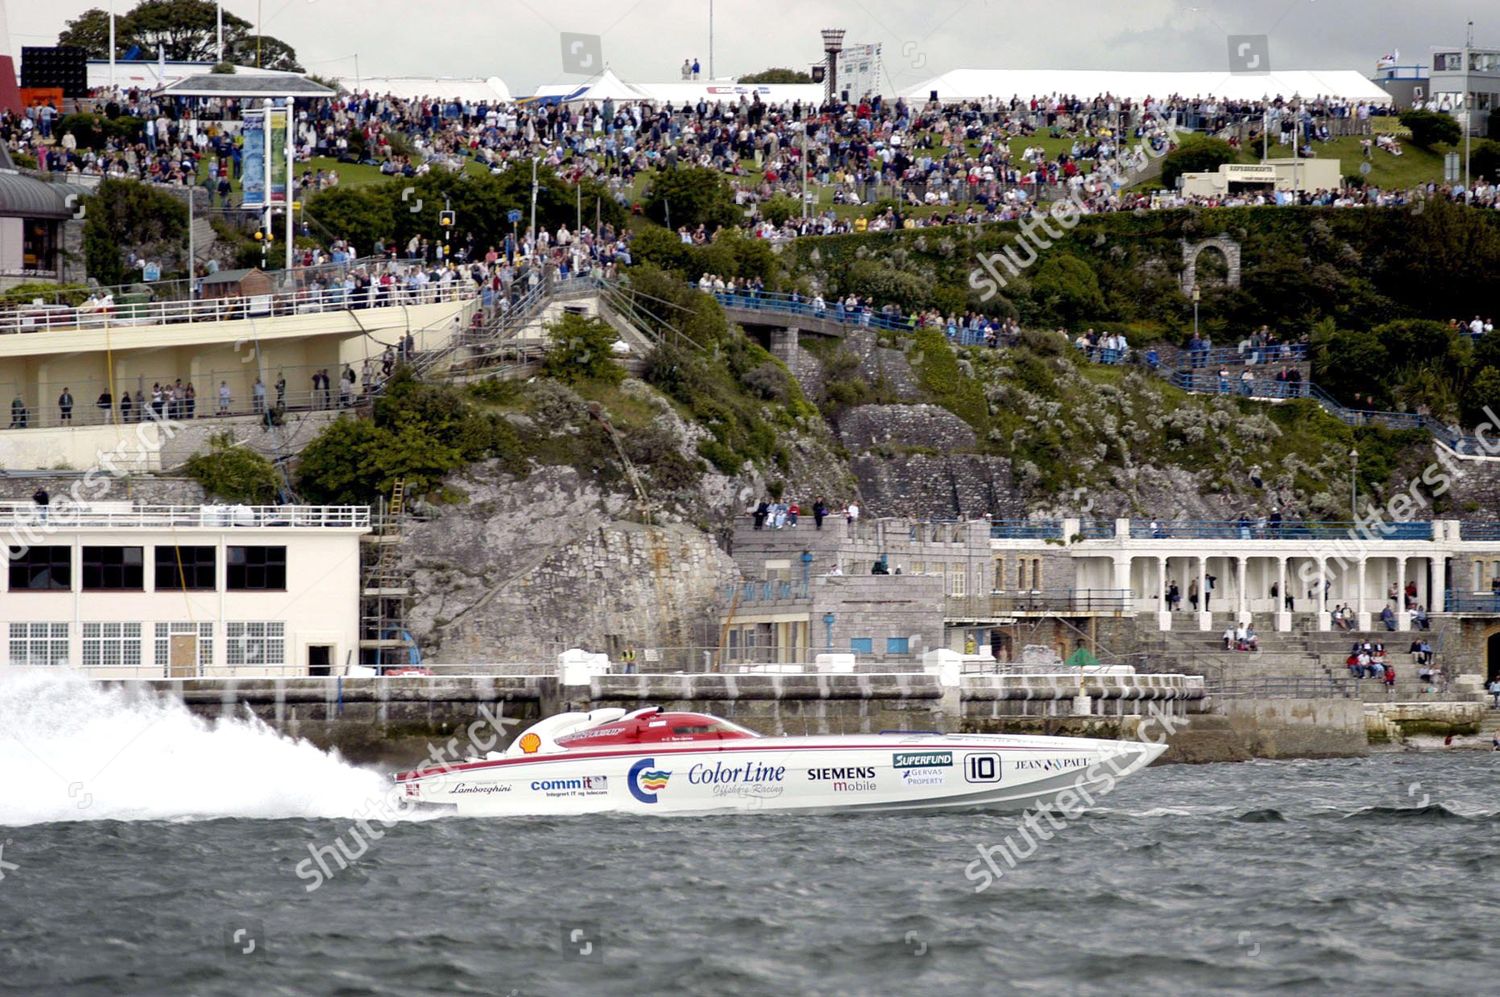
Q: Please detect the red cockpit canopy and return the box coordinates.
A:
[554,707,759,747]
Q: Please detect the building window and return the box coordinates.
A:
[8,622,69,665]
[226,546,286,591]
[155,546,217,591]
[227,621,286,667]
[7,546,71,590]
[993,558,1006,591]
[910,561,925,576]
[82,623,143,669]
[154,622,215,671]
[82,547,145,591]
[849,637,873,654]
[950,566,966,597]
[886,637,910,655]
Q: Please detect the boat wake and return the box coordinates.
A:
[0,669,395,827]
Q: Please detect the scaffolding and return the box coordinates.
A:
[359,478,417,668]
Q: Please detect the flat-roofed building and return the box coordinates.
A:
[0,502,368,676]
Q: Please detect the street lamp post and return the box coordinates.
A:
[1349,447,1359,522]
[1192,285,1201,339]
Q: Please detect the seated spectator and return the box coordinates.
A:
[1380,605,1396,631]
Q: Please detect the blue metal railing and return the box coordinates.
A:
[1129,519,1433,541]
[1079,521,1117,539]
[1173,344,1309,369]
[990,520,1063,540]
[1172,372,1311,398]
[709,289,913,333]
[1445,592,1500,613]
[1460,522,1500,541]
[726,580,812,605]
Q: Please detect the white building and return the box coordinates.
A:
[1,502,368,676]
[1179,157,1345,197]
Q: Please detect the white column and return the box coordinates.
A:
[1236,555,1248,623]
[1156,555,1170,631]
[1355,558,1369,630]
[1197,556,1210,631]
[1431,555,1446,614]
[1276,556,1291,631]
[1318,557,1330,631]
[1397,555,1412,630]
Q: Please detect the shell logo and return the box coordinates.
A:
[519,732,542,754]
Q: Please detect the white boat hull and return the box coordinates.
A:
[398,734,1167,817]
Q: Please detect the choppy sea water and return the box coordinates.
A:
[1,671,1495,996]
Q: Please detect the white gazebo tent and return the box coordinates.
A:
[557,68,649,104]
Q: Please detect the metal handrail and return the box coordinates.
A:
[1128,519,1434,541]
[0,503,370,528]
[1,278,474,335]
[709,289,916,333]
[989,520,1063,539]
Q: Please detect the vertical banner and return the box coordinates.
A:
[268,107,288,205]
[241,108,266,209]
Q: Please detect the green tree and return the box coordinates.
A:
[184,433,281,503]
[59,0,301,70]
[540,313,624,386]
[1031,254,1105,326]
[760,193,800,226]
[1469,139,1500,184]
[81,179,188,285]
[1160,136,1237,190]
[1311,322,1391,407]
[643,166,744,232]
[58,8,116,59]
[1399,109,1461,148]
[738,68,814,84]
[1463,367,1500,426]
[303,186,395,257]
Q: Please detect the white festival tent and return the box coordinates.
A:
[335,76,514,103]
[904,69,1394,104]
[527,71,822,106]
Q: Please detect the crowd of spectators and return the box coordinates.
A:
[7,84,1497,231]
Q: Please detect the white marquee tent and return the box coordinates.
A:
[526,72,822,106]
[336,76,513,103]
[904,69,1393,104]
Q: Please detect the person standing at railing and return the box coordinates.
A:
[252,378,267,416]
[217,381,231,416]
[57,388,73,425]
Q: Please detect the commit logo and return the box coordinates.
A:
[628,757,672,804]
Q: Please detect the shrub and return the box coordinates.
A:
[642,166,744,232]
[184,433,281,503]
[1399,109,1461,148]
[540,313,624,386]
[1160,136,1237,190]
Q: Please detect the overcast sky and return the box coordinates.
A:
[4,0,1491,93]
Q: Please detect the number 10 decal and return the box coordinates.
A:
[964,752,1001,783]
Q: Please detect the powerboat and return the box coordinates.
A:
[394,707,1167,816]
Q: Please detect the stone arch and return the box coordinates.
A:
[1180,236,1242,294]
[1485,625,1500,685]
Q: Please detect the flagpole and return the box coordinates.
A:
[216,2,223,62]
[108,0,116,89]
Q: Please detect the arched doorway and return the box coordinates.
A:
[1488,632,1500,686]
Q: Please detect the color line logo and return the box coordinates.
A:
[628,757,671,803]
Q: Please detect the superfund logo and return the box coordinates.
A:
[893,751,953,769]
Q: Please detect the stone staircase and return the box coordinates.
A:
[1140,613,1459,702]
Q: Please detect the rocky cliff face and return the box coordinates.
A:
[400,462,742,663]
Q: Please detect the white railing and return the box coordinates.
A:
[0,503,370,529]
[0,279,475,335]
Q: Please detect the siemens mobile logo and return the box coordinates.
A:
[892,751,953,769]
